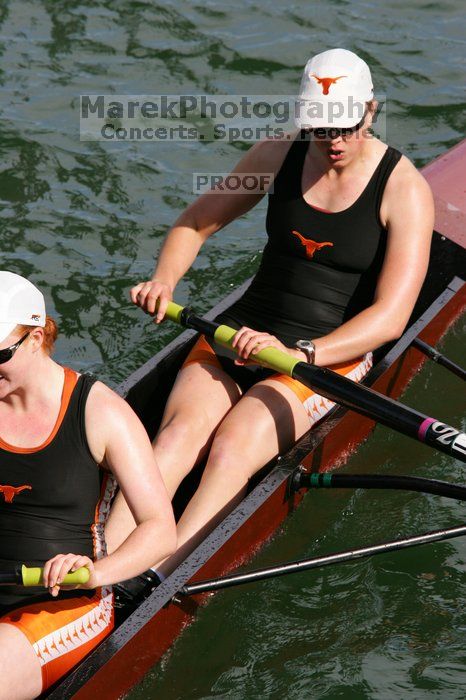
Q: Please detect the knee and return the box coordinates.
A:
[202,431,250,485]
[156,410,212,451]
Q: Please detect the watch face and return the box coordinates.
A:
[296,339,315,363]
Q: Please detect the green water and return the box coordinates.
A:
[0,0,465,697]
[130,319,466,700]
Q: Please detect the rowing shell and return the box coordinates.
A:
[46,139,466,700]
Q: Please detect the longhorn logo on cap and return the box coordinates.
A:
[310,74,347,95]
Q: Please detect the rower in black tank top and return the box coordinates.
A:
[0,369,113,607]
[216,133,402,347]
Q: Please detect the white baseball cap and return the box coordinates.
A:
[0,271,46,344]
[295,48,373,130]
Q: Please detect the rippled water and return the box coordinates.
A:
[1,0,465,385]
[131,320,465,700]
[0,0,464,697]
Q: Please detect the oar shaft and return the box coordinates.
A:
[291,362,466,462]
[412,338,466,380]
[164,302,466,463]
[292,362,421,433]
[297,472,466,501]
[180,524,466,595]
[0,567,21,585]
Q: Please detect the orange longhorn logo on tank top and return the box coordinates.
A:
[0,484,32,503]
[292,230,334,259]
[310,74,347,95]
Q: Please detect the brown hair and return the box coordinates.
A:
[16,316,58,355]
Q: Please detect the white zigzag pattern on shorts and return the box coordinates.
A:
[92,472,117,560]
[303,352,373,425]
[32,472,117,666]
[32,587,113,666]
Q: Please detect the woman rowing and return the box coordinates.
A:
[127,48,433,583]
[0,272,176,699]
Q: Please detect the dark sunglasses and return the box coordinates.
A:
[311,111,367,140]
[0,332,30,365]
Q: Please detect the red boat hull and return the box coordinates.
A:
[69,280,466,700]
[47,139,466,700]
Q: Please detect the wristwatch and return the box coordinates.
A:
[295,339,316,364]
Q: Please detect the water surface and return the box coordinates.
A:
[0,1,464,697]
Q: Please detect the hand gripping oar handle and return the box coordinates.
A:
[0,565,91,586]
[164,301,298,375]
[21,565,90,587]
[163,301,466,463]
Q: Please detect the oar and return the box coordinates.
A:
[0,565,89,586]
[180,471,466,595]
[179,523,466,595]
[292,470,466,500]
[412,337,466,381]
[162,301,466,463]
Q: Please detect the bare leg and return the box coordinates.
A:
[153,361,242,497]
[157,377,311,577]
[105,361,241,554]
[0,624,42,700]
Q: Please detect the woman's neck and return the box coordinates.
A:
[0,357,65,413]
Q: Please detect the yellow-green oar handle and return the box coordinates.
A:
[21,565,90,586]
[161,301,466,465]
[163,300,185,325]
[163,301,299,377]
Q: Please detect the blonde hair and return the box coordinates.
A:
[16,316,58,355]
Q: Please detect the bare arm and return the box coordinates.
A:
[131,138,294,321]
[311,158,435,365]
[84,383,177,586]
[230,157,434,367]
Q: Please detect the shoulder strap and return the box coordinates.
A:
[271,131,308,197]
[373,146,403,220]
[65,373,99,452]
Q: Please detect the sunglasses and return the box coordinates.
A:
[310,111,367,140]
[0,332,30,365]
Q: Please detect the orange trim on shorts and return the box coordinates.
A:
[182,335,222,371]
[0,371,117,692]
[0,586,114,691]
[272,354,363,398]
[0,446,116,693]
[0,367,79,453]
[272,353,373,424]
[181,335,373,425]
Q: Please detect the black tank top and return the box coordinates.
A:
[0,369,115,607]
[216,136,402,347]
